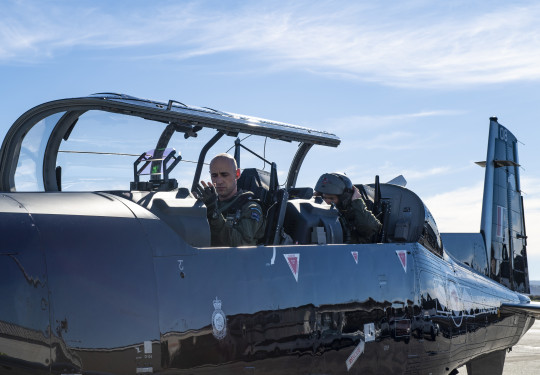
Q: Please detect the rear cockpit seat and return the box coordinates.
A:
[237,168,290,245]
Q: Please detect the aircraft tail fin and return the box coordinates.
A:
[479,117,529,293]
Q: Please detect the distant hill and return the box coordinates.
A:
[530,280,540,296]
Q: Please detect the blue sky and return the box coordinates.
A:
[2,0,540,279]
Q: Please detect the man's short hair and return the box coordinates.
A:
[210,153,238,171]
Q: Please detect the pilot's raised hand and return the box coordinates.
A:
[193,181,218,210]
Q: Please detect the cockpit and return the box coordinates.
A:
[0,93,443,255]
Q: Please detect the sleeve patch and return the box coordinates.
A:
[250,207,262,222]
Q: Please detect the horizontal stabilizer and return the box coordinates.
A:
[386,175,407,187]
[475,160,520,168]
[500,302,540,318]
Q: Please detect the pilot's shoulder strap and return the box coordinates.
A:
[220,191,261,214]
[357,184,374,211]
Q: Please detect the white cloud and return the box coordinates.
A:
[521,177,540,256]
[424,178,540,279]
[3,1,540,87]
[425,177,540,266]
[322,110,466,133]
[424,182,484,233]
[359,131,437,151]
[400,166,454,180]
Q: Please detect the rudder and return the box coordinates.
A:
[479,117,529,293]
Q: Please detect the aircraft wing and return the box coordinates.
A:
[500,302,540,318]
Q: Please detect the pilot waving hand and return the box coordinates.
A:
[193,153,265,247]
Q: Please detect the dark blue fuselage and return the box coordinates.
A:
[0,192,532,375]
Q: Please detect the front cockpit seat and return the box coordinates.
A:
[263,188,291,244]
[237,168,272,208]
[237,168,291,245]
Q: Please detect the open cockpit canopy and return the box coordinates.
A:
[0,93,447,251]
[0,93,340,193]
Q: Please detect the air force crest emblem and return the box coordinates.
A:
[212,297,227,340]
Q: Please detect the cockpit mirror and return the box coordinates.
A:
[131,147,181,191]
[137,148,176,176]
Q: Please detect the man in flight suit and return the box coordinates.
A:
[315,172,381,244]
[193,153,265,247]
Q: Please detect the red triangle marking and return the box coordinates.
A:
[396,250,407,272]
[284,253,300,282]
[289,257,298,273]
[351,251,359,264]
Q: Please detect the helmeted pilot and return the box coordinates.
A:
[315,172,381,244]
[193,153,265,247]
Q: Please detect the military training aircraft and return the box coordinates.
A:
[1,93,539,375]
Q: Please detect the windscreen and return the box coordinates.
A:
[51,110,302,192]
[56,111,164,191]
[15,112,65,191]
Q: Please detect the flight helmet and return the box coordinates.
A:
[314,172,354,209]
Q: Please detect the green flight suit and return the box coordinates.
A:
[208,191,265,247]
[340,198,381,244]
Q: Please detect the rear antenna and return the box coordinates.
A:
[374,175,381,206]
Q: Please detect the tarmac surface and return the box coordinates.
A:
[458,319,540,375]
